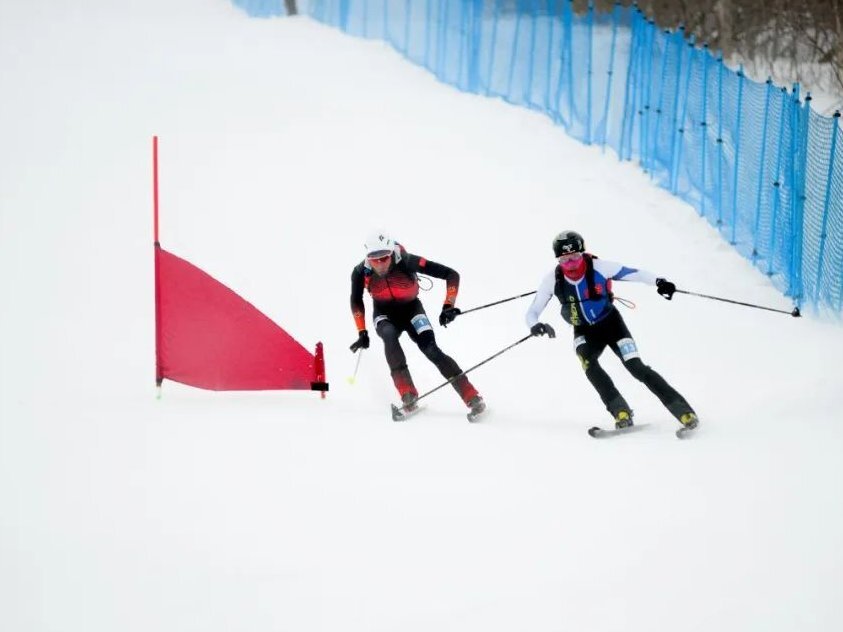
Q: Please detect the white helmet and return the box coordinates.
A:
[364,231,396,258]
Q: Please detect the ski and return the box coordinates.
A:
[466,407,487,423]
[588,423,649,438]
[465,397,488,423]
[675,425,697,439]
[391,404,487,422]
[391,403,425,422]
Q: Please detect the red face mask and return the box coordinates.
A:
[559,252,585,277]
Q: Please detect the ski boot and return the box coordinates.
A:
[679,412,698,429]
[401,392,419,413]
[676,412,698,438]
[391,391,420,421]
[588,409,635,437]
[614,409,634,430]
[466,395,486,422]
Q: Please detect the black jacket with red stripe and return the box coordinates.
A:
[350,246,459,331]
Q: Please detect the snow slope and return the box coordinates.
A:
[1,1,841,631]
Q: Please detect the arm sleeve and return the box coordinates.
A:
[525,271,556,328]
[350,265,366,331]
[593,259,658,285]
[409,254,460,306]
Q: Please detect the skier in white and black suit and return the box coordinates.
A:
[525,230,699,432]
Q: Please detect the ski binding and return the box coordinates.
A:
[588,423,648,438]
[675,425,697,439]
[466,407,487,423]
[391,403,424,422]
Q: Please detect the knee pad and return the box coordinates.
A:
[375,318,399,340]
[624,357,651,379]
[416,332,445,362]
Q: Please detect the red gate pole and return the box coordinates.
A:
[313,342,327,399]
[153,136,164,396]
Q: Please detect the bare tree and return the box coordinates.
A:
[284,0,298,16]
[622,0,842,105]
[483,0,841,100]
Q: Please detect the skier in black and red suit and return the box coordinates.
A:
[349,231,485,418]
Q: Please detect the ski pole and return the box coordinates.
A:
[393,334,534,414]
[347,349,364,385]
[674,289,801,317]
[457,291,537,316]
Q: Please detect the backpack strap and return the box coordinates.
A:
[584,253,613,301]
[584,254,597,298]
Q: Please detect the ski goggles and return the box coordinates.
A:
[557,252,583,263]
[367,251,391,264]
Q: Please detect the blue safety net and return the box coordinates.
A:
[232,0,843,316]
[231,0,293,17]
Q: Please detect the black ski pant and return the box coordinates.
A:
[373,299,477,403]
[573,309,694,421]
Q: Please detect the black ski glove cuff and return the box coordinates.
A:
[656,278,676,300]
[350,329,370,352]
[439,305,461,327]
[530,322,556,338]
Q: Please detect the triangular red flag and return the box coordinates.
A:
[155,247,315,391]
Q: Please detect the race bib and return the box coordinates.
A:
[617,337,640,361]
[411,313,433,334]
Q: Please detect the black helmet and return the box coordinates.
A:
[552,230,585,257]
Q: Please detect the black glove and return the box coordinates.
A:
[439,304,461,327]
[656,278,676,300]
[350,329,370,352]
[530,322,556,338]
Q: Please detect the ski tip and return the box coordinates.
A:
[466,401,488,423]
[588,426,602,438]
[391,403,404,422]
